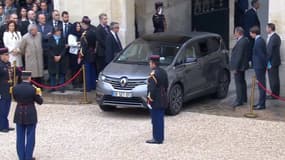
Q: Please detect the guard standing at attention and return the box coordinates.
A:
[152,2,167,33]
[146,55,168,144]
[12,71,43,160]
[0,47,14,133]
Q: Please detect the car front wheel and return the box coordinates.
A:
[166,84,183,115]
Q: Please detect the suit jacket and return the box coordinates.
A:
[105,32,123,64]
[13,82,43,125]
[244,8,260,37]
[36,10,52,22]
[96,24,110,57]
[267,33,281,67]
[48,20,63,30]
[61,22,72,42]
[0,60,11,100]
[38,23,53,50]
[81,28,97,63]
[47,36,67,74]
[235,0,248,27]
[231,37,250,71]
[253,36,267,69]
[147,67,169,109]
[19,20,36,36]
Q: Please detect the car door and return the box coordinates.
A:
[175,43,205,97]
[196,37,222,89]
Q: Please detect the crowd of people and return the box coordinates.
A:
[231,0,282,110]
[0,0,123,93]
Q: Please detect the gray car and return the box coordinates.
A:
[96,32,230,115]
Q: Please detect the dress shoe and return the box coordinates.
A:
[146,139,163,144]
[253,105,266,110]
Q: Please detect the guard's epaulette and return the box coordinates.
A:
[149,70,158,84]
[9,86,13,94]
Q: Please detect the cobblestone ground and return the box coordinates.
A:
[1,103,285,160]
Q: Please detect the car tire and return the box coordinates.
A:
[166,84,183,115]
[99,105,116,112]
[215,70,230,99]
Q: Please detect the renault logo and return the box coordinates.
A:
[120,78,128,87]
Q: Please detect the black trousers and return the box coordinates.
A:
[96,56,106,75]
[234,71,247,104]
[255,69,266,107]
[268,67,280,96]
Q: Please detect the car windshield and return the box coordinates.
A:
[115,40,181,65]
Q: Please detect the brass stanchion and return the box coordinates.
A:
[244,76,258,118]
[80,64,91,104]
[13,61,17,86]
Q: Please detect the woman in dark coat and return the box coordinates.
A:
[48,27,66,92]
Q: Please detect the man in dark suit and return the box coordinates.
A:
[266,23,282,99]
[105,22,123,65]
[36,1,51,22]
[49,10,62,30]
[12,71,43,160]
[61,11,72,41]
[250,26,267,110]
[146,55,168,144]
[96,13,110,74]
[37,13,53,70]
[19,10,37,36]
[230,27,249,107]
[80,16,97,92]
[244,0,260,64]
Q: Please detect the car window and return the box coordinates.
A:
[175,44,196,65]
[196,39,208,57]
[207,37,220,53]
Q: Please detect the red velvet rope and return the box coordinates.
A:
[18,67,83,89]
[256,81,285,102]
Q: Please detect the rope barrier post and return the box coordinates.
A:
[244,76,258,118]
[80,64,91,104]
[13,61,17,86]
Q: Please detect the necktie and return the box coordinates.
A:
[115,33,122,50]
[64,23,68,37]
[104,26,109,33]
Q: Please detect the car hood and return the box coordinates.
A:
[102,62,152,79]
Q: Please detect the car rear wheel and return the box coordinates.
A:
[166,84,183,115]
[215,70,230,99]
[99,105,116,112]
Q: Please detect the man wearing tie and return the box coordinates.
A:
[105,22,123,65]
[230,27,249,107]
[61,11,71,41]
[96,13,110,74]
[266,23,282,99]
[49,10,62,30]
[250,26,267,110]
[19,10,37,36]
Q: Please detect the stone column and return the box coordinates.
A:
[269,0,285,64]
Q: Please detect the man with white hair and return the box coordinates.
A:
[20,24,44,83]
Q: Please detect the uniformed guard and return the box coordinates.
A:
[12,71,43,160]
[152,2,167,33]
[146,55,169,144]
[0,47,15,133]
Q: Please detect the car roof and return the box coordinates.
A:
[140,32,220,44]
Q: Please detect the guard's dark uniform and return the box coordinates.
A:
[12,71,43,160]
[152,13,166,33]
[0,48,12,132]
[147,56,169,143]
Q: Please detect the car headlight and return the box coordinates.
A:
[99,73,106,81]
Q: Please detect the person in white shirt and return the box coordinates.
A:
[3,20,22,67]
[68,22,82,88]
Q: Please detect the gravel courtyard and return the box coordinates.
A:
[1,103,285,160]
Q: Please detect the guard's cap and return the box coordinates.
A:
[149,55,160,62]
[0,48,9,55]
[21,71,32,77]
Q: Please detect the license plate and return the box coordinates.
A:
[112,91,132,98]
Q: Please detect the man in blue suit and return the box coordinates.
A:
[244,0,260,64]
[250,26,267,110]
[105,22,123,65]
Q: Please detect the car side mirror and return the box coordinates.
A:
[185,57,197,63]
